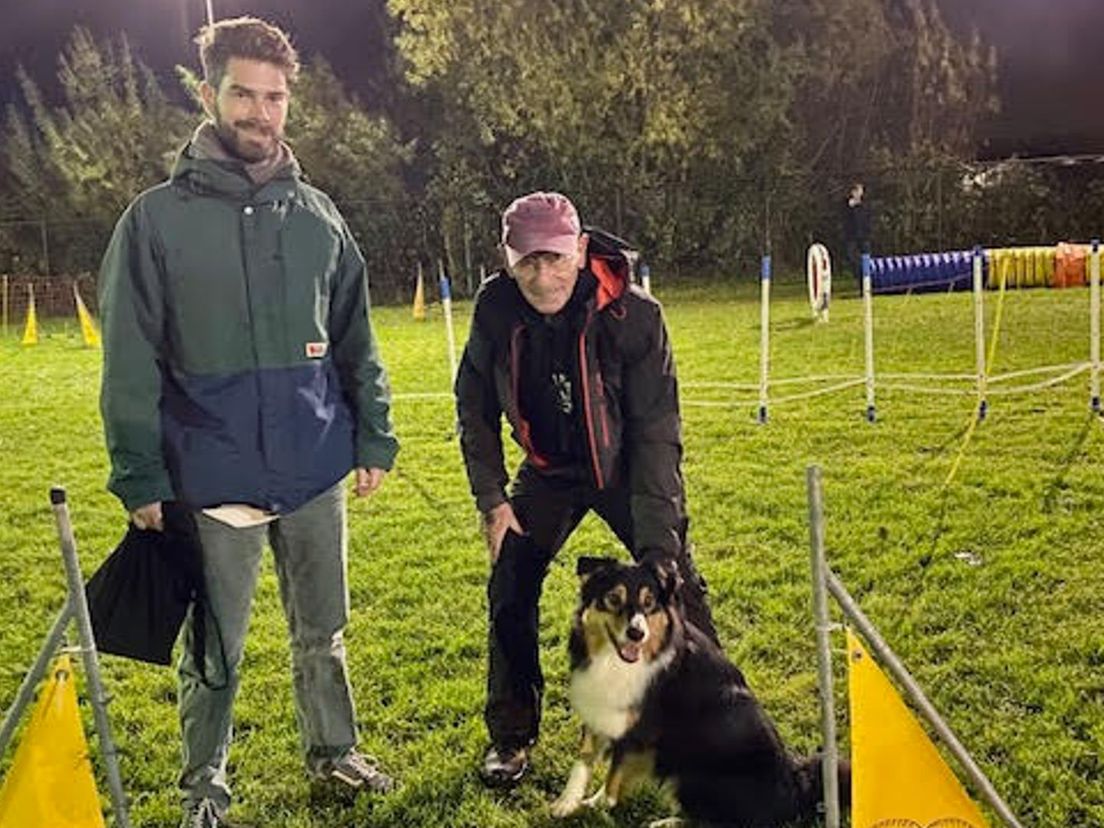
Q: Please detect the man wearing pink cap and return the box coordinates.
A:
[455,192,718,786]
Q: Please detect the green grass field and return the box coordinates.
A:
[1,279,1102,827]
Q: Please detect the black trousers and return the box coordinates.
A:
[845,239,871,292]
[484,463,718,749]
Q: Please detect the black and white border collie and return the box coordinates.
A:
[552,556,848,827]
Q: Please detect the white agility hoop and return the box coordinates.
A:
[807,243,832,321]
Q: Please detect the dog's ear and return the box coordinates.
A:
[576,556,618,583]
[645,556,683,601]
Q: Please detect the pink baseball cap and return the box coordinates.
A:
[501,191,582,267]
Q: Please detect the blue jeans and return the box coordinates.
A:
[178,482,356,812]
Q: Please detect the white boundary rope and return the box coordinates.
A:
[685,374,858,390]
[986,363,1090,396]
[989,362,1089,383]
[880,371,976,381]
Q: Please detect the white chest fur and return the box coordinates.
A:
[568,648,674,740]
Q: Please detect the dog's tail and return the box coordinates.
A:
[795,754,852,816]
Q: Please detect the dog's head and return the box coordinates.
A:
[573,556,683,665]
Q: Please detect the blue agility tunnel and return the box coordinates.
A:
[869,250,977,294]
[869,247,1064,295]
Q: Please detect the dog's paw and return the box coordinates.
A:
[583,788,616,810]
[550,793,584,818]
[551,760,592,818]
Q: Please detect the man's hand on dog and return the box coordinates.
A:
[355,467,387,497]
[482,502,522,563]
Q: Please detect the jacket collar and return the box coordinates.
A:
[171,122,301,201]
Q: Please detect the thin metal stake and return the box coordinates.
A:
[50,488,132,828]
[806,466,840,828]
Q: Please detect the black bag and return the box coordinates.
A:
[85,502,224,685]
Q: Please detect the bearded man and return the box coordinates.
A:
[98,16,398,827]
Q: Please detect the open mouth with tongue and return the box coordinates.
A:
[606,624,643,664]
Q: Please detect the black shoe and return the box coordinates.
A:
[479,744,529,788]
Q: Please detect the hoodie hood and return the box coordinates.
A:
[584,228,635,310]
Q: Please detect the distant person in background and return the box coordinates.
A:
[843,181,872,293]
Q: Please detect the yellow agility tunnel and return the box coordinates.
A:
[986,246,1056,289]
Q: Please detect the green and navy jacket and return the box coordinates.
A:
[99,144,398,513]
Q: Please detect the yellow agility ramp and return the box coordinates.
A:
[0,654,106,828]
[21,285,38,346]
[847,629,989,828]
[73,284,101,348]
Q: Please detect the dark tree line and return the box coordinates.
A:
[2,1,1100,302]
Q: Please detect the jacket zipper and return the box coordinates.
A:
[511,323,549,469]
[577,308,605,489]
[238,200,269,501]
[595,374,610,448]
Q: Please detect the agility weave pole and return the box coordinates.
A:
[758,254,771,424]
[862,254,876,422]
[806,465,1025,828]
[0,488,131,828]
[972,247,989,420]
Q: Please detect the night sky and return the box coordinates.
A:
[1,0,1102,157]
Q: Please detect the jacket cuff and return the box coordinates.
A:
[356,435,399,471]
[111,474,176,514]
[475,490,508,514]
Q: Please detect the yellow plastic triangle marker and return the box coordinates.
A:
[0,654,107,828]
[21,286,37,346]
[847,629,989,828]
[412,268,427,320]
[73,285,101,348]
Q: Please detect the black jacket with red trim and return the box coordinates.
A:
[455,236,686,557]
